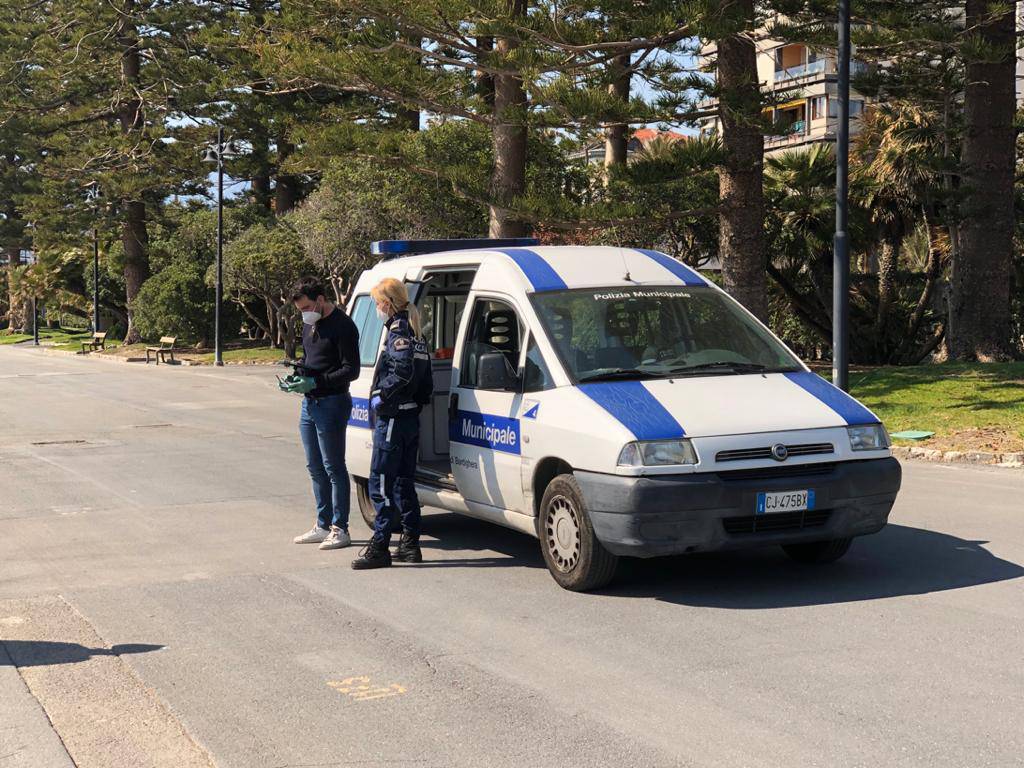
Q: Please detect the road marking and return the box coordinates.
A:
[327,676,407,702]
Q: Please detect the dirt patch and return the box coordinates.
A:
[895,426,1024,454]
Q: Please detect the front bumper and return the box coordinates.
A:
[576,458,902,558]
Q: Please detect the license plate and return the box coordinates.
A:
[756,489,815,515]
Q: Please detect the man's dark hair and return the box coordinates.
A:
[291,276,326,303]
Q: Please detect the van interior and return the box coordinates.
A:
[413,268,476,487]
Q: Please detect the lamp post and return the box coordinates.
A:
[85,183,102,333]
[202,128,242,367]
[832,0,851,391]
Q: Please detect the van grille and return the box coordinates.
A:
[722,509,831,534]
[715,442,834,463]
[715,462,837,482]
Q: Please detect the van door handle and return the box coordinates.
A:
[449,393,459,421]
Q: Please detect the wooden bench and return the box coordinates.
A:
[145,336,177,365]
[80,331,107,353]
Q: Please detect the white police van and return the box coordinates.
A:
[345,238,901,591]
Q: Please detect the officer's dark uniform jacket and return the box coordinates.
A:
[370,311,433,417]
[367,310,433,544]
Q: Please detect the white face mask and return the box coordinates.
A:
[302,302,322,326]
[375,307,389,322]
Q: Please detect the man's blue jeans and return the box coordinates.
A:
[299,393,352,532]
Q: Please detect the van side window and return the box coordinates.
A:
[461,298,521,389]
[523,335,554,392]
[349,294,386,366]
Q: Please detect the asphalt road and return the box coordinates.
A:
[1,345,1022,768]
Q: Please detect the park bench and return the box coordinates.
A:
[80,331,107,353]
[145,336,177,365]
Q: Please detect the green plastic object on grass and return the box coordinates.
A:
[889,430,935,441]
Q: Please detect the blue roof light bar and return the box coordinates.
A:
[371,237,540,260]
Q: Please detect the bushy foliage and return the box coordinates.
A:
[132,258,219,344]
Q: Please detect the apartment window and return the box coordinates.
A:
[811,96,827,120]
[827,98,866,119]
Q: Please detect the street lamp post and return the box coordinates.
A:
[202,128,242,367]
[833,0,851,391]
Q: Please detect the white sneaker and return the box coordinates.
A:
[294,526,329,544]
[319,526,351,550]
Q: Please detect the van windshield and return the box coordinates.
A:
[531,286,803,383]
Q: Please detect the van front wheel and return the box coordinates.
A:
[538,474,618,592]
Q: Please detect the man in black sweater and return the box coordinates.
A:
[284,277,361,550]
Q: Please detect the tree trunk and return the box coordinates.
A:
[275,136,300,215]
[950,0,1016,360]
[488,0,529,238]
[715,0,768,321]
[118,4,148,345]
[4,245,21,333]
[396,35,422,131]
[477,37,495,108]
[874,232,900,351]
[122,200,149,343]
[603,52,631,174]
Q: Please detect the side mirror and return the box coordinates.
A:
[477,352,520,391]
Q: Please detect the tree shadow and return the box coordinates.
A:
[598,524,1024,608]
[0,641,164,667]
[420,514,1023,608]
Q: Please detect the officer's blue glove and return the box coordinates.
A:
[283,376,316,394]
[370,395,382,412]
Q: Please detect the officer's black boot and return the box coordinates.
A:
[351,539,392,570]
[392,532,422,564]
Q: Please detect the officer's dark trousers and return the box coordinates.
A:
[368,411,421,545]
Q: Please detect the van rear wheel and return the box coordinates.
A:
[353,476,401,534]
[538,474,618,592]
[354,477,376,530]
[782,537,853,564]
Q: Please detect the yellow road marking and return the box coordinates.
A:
[327,676,407,702]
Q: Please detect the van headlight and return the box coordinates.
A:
[847,424,889,451]
[617,439,698,467]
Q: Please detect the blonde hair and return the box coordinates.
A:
[371,277,423,338]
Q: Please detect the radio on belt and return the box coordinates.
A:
[342,239,901,592]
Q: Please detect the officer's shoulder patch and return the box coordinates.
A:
[392,337,411,351]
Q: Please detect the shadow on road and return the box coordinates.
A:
[418,511,544,569]
[420,513,1023,607]
[602,524,1024,608]
[0,641,164,667]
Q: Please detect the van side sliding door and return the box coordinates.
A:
[448,294,528,514]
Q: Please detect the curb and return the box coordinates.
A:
[891,445,1024,469]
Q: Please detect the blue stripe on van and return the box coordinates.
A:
[784,371,877,425]
[634,249,707,286]
[577,381,686,440]
[493,248,568,292]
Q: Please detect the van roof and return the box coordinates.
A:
[365,245,711,294]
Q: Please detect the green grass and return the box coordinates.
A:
[0,327,115,348]
[847,363,1024,447]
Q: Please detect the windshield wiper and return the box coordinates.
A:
[667,361,774,375]
[577,368,659,383]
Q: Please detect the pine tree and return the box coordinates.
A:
[3,0,209,343]
[268,1,699,236]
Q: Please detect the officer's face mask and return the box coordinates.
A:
[375,301,391,322]
[301,299,322,326]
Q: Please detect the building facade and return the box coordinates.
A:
[698,37,869,154]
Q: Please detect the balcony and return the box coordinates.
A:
[773,58,868,85]
[775,58,829,83]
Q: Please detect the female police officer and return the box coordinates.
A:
[352,278,433,570]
